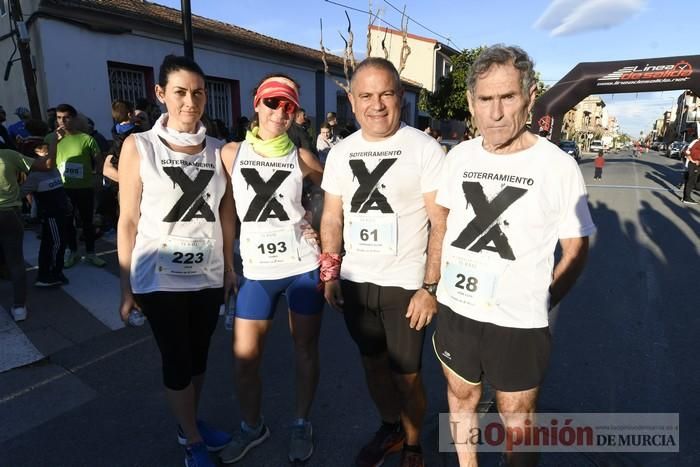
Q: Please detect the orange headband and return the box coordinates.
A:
[254,80,300,109]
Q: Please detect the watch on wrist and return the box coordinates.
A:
[422,282,438,297]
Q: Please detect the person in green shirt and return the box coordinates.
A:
[1,145,56,321]
[51,104,105,268]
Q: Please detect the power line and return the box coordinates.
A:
[382,0,461,50]
[323,0,401,31]
[323,0,461,50]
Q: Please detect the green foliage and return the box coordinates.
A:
[418,46,485,122]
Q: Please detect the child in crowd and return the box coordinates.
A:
[594,150,605,180]
[21,143,72,286]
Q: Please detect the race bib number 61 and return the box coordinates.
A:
[346,213,398,256]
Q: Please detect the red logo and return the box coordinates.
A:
[538,115,553,132]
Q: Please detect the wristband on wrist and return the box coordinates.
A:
[319,252,342,282]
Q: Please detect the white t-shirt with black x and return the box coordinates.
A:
[322,124,444,290]
[436,136,596,329]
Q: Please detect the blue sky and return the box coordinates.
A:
[154,0,694,136]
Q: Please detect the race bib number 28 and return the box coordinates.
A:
[443,256,499,309]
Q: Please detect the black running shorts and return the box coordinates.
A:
[433,303,550,392]
[341,280,425,374]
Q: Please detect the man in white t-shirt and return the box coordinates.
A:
[320,57,447,467]
[433,45,596,467]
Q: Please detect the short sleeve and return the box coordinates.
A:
[419,138,445,194]
[558,162,596,239]
[10,151,33,173]
[320,145,342,196]
[87,135,101,155]
[435,152,453,209]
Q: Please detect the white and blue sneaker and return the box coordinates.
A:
[178,420,232,452]
[184,441,215,467]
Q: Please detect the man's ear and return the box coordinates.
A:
[527,84,537,112]
[347,91,356,115]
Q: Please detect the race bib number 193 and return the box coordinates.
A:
[157,236,213,275]
[241,227,298,265]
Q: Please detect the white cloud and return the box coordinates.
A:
[534,0,647,37]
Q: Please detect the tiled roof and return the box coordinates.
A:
[39,0,346,68]
[37,0,423,89]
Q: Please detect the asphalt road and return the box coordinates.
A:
[0,148,697,467]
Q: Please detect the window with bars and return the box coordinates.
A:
[107,62,152,106]
[205,79,233,127]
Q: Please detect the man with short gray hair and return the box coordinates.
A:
[433,45,596,466]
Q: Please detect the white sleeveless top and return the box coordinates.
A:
[130,130,226,293]
[231,141,319,280]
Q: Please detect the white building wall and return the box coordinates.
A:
[36,19,325,135]
[6,16,417,137]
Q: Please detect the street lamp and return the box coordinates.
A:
[181,0,193,59]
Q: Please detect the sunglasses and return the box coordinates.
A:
[261,97,297,115]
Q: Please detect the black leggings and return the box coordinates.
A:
[135,287,222,391]
[0,208,26,306]
[65,188,95,253]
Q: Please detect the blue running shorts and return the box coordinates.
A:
[235,269,325,320]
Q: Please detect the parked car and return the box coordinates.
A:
[558,140,580,160]
[439,139,460,153]
[589,140,604,152]
[666,141,685,159]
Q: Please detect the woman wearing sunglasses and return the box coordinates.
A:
[218,75,324,465]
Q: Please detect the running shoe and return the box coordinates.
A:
[399,448,425,467]
[682,198,698,205]
[34,276,62,287]
[83,253,106,267]
[64,250,79,269]
[219,423,270,464]
[355,423,405,467]
[177,420,232,452]
[11,306,27,322]
[289,421,314,462]
[185,441,215,467]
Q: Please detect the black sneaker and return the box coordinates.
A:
[682,198,698,205]
[355,423,405,467]
[34,276,62,287]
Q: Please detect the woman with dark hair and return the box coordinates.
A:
[117,55,235,467]
[218,74,324,465]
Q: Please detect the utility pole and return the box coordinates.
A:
[181,0,194,59]
[9,0,41,119]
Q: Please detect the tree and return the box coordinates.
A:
[418,47,549,132]
[418,47,484,123]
